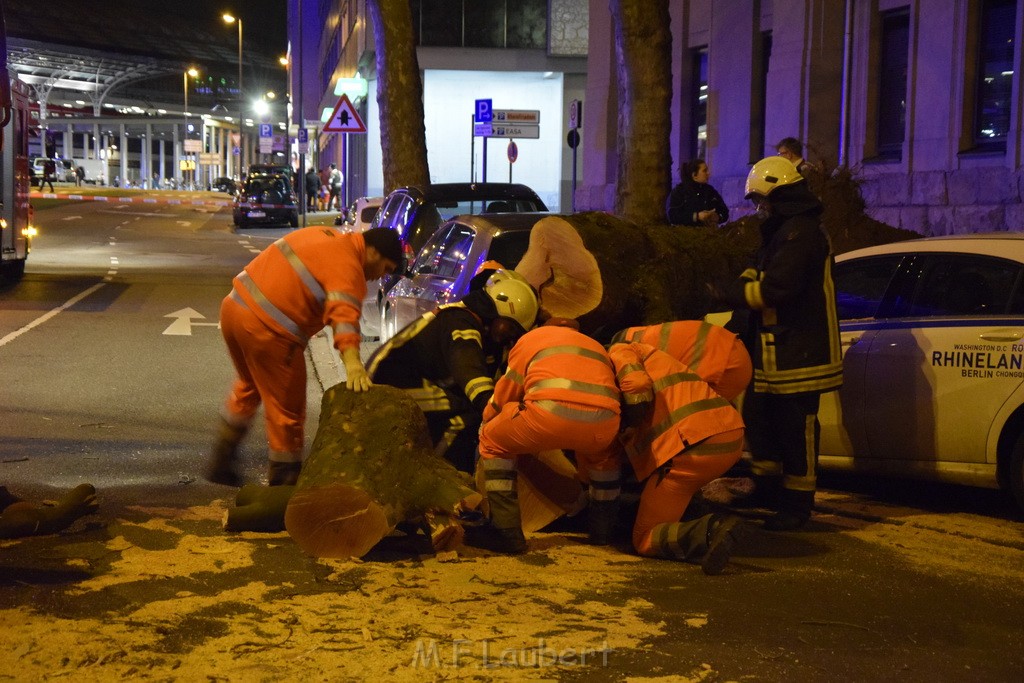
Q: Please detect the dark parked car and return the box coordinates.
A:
[370,183,548,262]
[212,176,237,194]
[232,173,299,229]
[379,212,550,341]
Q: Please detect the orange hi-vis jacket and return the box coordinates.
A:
[229,227,367,353]
[611,321,744,397]
[483,326,620,424]
[609,342,745,481]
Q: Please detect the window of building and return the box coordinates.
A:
[692,47,708,160]
[753,31,772,161]
[877,8,909,159]
[973,0,1018,148]
[413,0,546,49]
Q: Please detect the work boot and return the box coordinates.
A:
[267,461,302,486]
[588,499,620,545]
[701,514,745,576]
[205,419,248,487]
[463,458,526,554]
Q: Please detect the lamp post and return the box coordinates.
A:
[222,14,243,116]
[183,67,198,190]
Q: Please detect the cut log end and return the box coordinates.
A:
[285,483,392,558]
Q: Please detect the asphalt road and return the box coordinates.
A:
[0,193,1022,681]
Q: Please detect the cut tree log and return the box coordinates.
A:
[283,384,481,559]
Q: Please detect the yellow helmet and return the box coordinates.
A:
[744,156,803,199]
[485,269,539,332]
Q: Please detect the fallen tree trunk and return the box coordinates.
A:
[283,384,480,558]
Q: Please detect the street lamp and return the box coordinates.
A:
[222,13,243,115]
[183,67,199,190]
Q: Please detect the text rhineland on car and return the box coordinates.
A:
[818,233,1024,510]
[378,212,550,342]
[232,173,299,229]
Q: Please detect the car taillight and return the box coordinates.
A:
[403,243,415,261]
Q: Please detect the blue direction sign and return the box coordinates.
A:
[475,98,493,123]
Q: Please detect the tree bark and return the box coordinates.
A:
[283,384,479,559]
[367,0,430,191]
[609,0,673,225]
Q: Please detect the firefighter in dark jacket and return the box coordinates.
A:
[711,156,843,531]
[366,269,539,473]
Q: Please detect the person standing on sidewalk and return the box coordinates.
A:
[710,156,843,531]
[327,164,343,211]
[205,226,402,487]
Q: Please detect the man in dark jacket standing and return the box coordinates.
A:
[712,156,843,531]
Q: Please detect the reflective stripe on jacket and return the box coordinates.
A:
[611,321,739,394]
[484,326,620,423]
[231,227,367,352]
[609,342,744,481]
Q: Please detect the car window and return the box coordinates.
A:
[895,253,1022,318]
[413,224,475,280]
[834,254,903,320]
[485,231,532,271]
[374,195,416,239]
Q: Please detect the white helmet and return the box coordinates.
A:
[485,269,539,332]
[744,156,803,199]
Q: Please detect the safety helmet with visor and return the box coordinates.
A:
[744,156,802,200]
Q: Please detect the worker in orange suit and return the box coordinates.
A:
[468,319,621,554]
[206,226,402,487]
[586,341,748,575]
[609,320,752,402]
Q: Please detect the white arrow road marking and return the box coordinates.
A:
[177,221,193,226]
[162,307,221,336]
[61,216,83,221]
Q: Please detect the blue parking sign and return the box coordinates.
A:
[259,123,273,138]
[475,99,493,123]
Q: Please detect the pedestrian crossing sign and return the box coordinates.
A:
[323,94,367,134]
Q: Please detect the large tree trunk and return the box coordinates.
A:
[367,0,430,191]
[515,212,749,341]
[610,0,672,224]
[283,384,479,558]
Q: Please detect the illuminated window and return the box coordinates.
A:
[974,0,1017,147]
[691,47,708,160]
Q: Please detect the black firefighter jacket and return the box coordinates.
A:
[721,182,843,395]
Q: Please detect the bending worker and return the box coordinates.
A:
[585,342,747,575]
[367,269,539,473]
[469,319,621,555]
[206,226,402,487]
[610,319,752,403]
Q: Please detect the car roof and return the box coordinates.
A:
[389,183,544,202]
[447,212,553,233]
[838,233,1024,262]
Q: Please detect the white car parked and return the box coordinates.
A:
[819,233,1024,510]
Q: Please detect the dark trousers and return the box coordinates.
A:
[743,390,821,515]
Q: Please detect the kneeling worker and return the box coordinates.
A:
[206,226,402,487]
[367,269,539,473]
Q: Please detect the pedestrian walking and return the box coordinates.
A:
[328,164,343,211]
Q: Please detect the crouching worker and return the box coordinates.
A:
[610,320,752,404]
[0,484,98,539]
[596,342,748,575]
[367,269,538,473]
[468,318,621,554]
[206,226,402,487]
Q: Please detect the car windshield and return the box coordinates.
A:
[246,176,290,198]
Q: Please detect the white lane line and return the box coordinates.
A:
[0,283,106,348]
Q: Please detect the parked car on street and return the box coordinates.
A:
[370,183,548,263]
[814,233,1024,510]
[232,173,299,229]
[340,196,384,233]
[378,212,549,342]
[212,176,237,194]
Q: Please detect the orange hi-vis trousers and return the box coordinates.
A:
[220,295,306,463]
[633,428,744,561]
[478,399,619,465]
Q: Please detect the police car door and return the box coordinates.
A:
[861,253,1024,463]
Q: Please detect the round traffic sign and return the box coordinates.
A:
[507,140,519,164]
[567,129,581,149]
